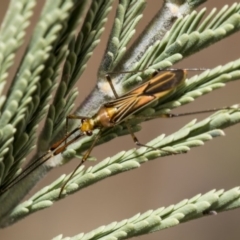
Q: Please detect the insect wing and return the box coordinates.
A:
[105,70,186,123]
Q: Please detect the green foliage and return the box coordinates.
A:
[53,187,240,240]
[0,0,240,239]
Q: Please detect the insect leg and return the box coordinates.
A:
[125,122,176,154]
[58,128,103,198]
[141,106,238,120]
[107,68,209,78]
[105,74,119,98]
[129,106,238,154]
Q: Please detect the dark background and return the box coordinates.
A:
[1,1,240,239]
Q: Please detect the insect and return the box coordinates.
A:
[0,68,232,197]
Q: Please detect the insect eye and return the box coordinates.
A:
[86,131,92,136]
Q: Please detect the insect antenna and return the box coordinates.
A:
[0,127,82,195]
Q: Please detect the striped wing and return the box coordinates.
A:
[105,69,186,124]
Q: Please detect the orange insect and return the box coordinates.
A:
[0,69,229,197]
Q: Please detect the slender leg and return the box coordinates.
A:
[105,74,119,98]
[107,68,209,76]
[58,128,103,197]
[127,106,238,153]
[138,107,236,120]
[125,122,176,154]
